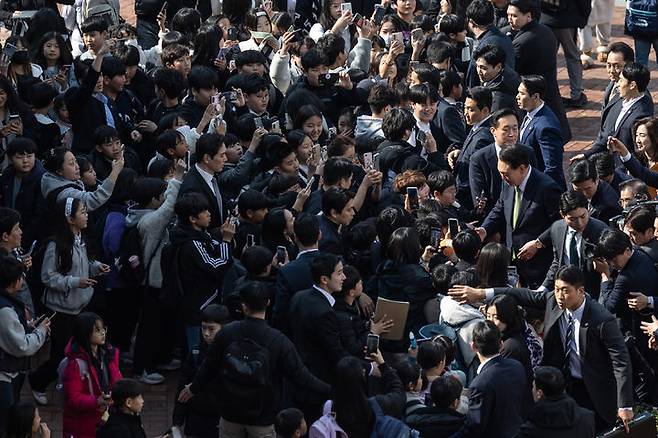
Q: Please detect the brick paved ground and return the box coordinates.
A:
[21,2,658,436]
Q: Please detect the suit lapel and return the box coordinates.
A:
[193,168,220,213]
[557,222,568,264]
[513,171,535,228]
[613,96,646,137]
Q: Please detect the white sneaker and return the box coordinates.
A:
[32,390,48,405]
[137,371,165,385]
[157,358,182,371]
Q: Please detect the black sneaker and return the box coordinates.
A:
[562,93,588,109]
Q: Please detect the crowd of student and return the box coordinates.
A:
[0,0,657,436]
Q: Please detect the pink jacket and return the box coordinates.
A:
[62,340,122,438]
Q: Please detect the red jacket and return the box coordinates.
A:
[62,340,122,438]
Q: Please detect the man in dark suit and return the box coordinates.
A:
[465,0,515,88]
[535,190,607,298]
[318,187,355,257]
[178,133,229,231]
[516,76,566,190]
[601,42,635,111]
[469,109,536,215]
[449,266,635,432]
[452,320,527,437]
[476,144,561,288]
[288,254,357,423]
[623,206,658,266]
[473,44,520,113]
[581,62,654,160]
[518,366,596,437]
[507,0,570,141]
[430,95,466,155]
[449,87,494,210]
[569,159,622,224]
[272,213,323,334]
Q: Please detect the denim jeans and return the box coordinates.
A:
[0,374,25,437]
[634,37,658,68]
[185,325,201,355]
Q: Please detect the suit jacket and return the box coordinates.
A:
[454,355,526,437]
[517,394,596,438]
[430,97,466,154]
[599,249,658,338]
[466,27,515,88]
[455,118,494,208]
[586,93,655,158]
[520,104,566,190]
[179,166,228,230]
[318,214,344,256]
[486,67,521,114]
[469,143,538,216]
[494,288,634,424]
[539,217,607,297]
[511,20,571,141]
[621,153,658,188]
[482,168,561,287]
[288,287,350,393]
[602,81,620,111]
[272,249,322,334]
[588,180,622,224]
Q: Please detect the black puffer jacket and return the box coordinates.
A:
[405,406,465,437]
[96,407,147,438]
[517,394,596,438]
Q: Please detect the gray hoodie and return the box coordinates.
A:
[125,178,181,288]
[41,237,102,315]
[0,303,47,382]
[41,172,114,212]
[355,115,385,141]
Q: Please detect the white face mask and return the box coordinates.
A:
[381,34,392,46]
[125,39,139,48]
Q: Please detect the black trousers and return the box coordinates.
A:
[107,286,143,353]
[567,377,615,433]
[29,311,77,392]
[133,287,178,374]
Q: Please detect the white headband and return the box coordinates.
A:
[65,197,74,217]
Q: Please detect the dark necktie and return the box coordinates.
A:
[569,231,580,268]
[211,176,224,224]
[563,313,575,378]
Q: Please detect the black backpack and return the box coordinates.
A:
[115,222,151,286]
[221,332,274,422]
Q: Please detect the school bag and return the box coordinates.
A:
[54,357,93,406]
[369,398,419,438]
[220,331,274,422]
[309,400,348,438]
[82,0,121,26]
[625,0,658,39]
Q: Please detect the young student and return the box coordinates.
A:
[128,166,184,385]
[33,32,75,93]
[161,43,192,80]
[274,408,307,438]
[0,138,45,248]
[96,378,147,438]
[146,68,185,123]
[87,125,142,181]
[61,312,121,438]
[0,256,50,433]
[234,189,269,257]
[172,304,231,438]
[0,208,35,314]
[53,95,73,149]
[79,17,109,61]
[179,66,218,128]
[147,129,189,171]
[405,375,466,437]
[27,82,61,156]
[28,198,110,405]
[76,157,98,192]
[167,193,234,352]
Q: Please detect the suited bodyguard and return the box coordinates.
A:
[451,320,527,437]
[450,86,494,210]
[517,366,595,438]
[535,190,607,299]
[448,266,635,432]
[476,143,561,288]
[179,133,230,231]
[516,75,566,190]
[583,62,654,160]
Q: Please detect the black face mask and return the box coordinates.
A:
[11,50,29,65]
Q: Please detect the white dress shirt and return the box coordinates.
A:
[313,285,336,307]
[519,102,544,140]
[195,163,216,195]
[476,354,500,374]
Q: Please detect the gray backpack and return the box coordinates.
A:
[82,0,121,26]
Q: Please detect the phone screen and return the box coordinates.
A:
[366,334,379,355]
[247,234,255,247]
[363,152,373,170]
[448,218,459,237]
[431,228,441,248]
[407,186,419,208]
[373,5,385,22]
[276,246,286,263]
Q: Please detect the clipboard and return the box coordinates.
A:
[374,297,409,341]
